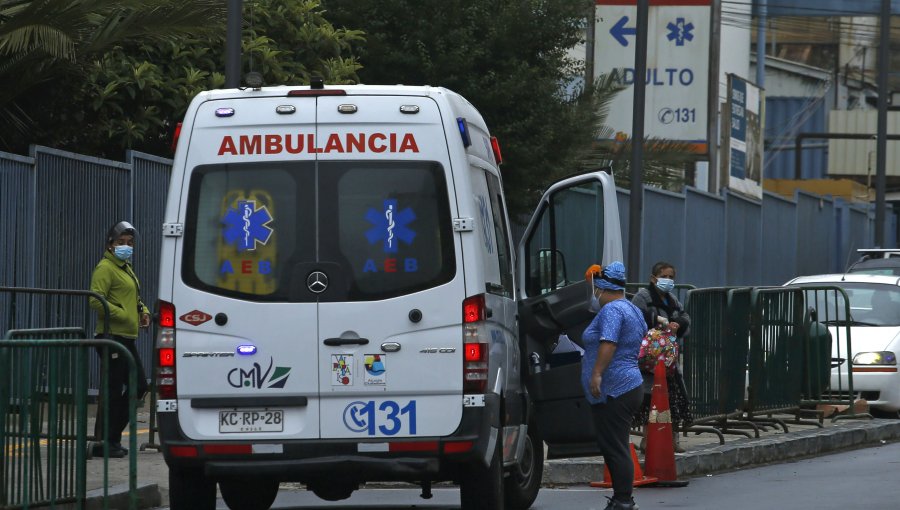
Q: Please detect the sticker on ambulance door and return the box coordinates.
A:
[217,190,277,294]
[364,354,386,385]
[332,354,354,386]
[362,199,418,274]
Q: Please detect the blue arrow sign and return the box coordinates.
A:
[610,16,637,47]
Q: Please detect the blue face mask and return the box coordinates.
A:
[656,278,675,293]
[113,245,133,261]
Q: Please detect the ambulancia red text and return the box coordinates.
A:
[217,132,420,156]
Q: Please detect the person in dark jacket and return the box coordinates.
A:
[88,221,150,458]
[631,261,693,453]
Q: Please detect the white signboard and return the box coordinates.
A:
[724,74,764,199]
[594,0,711,150]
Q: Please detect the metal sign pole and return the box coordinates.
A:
[225,0,243,88]
[628,0,650,280]
[875,0,889,246]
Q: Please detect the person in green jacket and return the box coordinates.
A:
[88,220,150,458]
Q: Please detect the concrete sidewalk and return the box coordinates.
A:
[86,410,900,509]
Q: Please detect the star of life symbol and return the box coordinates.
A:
[365,199,416,253]
[222,200,274,251]
[667,17,694,46]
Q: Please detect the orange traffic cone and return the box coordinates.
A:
[589,442,657,488]
[643,360,689,487]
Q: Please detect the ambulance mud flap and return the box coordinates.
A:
[470,392,501,468]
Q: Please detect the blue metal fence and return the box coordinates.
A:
[604,182,891,287]
[0,147,173,385]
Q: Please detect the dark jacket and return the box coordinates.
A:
[631,285,691,340]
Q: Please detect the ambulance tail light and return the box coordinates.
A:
[156,300,177,399]
[490,136,503,165]
[170,122,182,154]
[463,294,489,394]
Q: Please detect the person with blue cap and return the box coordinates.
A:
[582,261,647,510]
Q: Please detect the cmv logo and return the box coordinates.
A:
[227,357,291,389]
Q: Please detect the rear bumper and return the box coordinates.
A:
[206,456,439,480]
[158,394,499,483]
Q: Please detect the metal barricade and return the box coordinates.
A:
[681,287,755,441]
[1,287,139,510]
[787,285,869,421]
[746,287,806,428]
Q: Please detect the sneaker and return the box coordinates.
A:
[109,442,128,458]
[604,497,639,510]
[90,442,127,459]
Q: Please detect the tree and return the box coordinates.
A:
[323,0,603,217]
[323,0,698,215]
[0,0,363,157]
[0,0,227,152]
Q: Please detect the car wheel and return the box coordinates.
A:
[220,479,279,510]
[460,430,504,510]
[168,466,215,510]
[504,422,543,510]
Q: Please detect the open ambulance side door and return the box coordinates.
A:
[516,170,623,459]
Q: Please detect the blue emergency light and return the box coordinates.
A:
[236,344,257,355]
[457,117,471,148]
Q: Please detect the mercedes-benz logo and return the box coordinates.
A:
[307,271,329,294]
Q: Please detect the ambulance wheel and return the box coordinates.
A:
[220,479,279,510]
[168,466,215,510]
[460,432,504,510]
[504,422,543,510]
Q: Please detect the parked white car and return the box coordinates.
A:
[785,273,900,416]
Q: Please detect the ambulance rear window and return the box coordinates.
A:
[182,161,454,302]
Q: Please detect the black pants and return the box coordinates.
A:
[591,385,644,502]
[94,335,148,444]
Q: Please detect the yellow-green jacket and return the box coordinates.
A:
[89,251,149,338]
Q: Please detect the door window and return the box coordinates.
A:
[485,174,513,298]
[319,161,455,301]
[183,162,314,301]
[524,180,606,297]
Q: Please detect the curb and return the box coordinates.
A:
[543,420,900,485]
[76,483,161,510]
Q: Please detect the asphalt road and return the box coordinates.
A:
[156,441,900,510]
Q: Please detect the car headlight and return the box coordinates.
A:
[852,351,897,365]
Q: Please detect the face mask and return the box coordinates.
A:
[656,278,675,293]
[113,245,133,261]
[590,291,604,312]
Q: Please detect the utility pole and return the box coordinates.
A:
[225,0,243,88]
[585,3,595,89]
[875,0,889,246]
[628,0,649,280]
[628,0,650,282]
[756,0,766,89]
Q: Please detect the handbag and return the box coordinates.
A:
[638,325,679,375]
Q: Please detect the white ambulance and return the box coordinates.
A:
[156,82,623,510]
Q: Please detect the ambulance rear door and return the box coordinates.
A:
[171,95,322,441]
[314,94,467,440]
